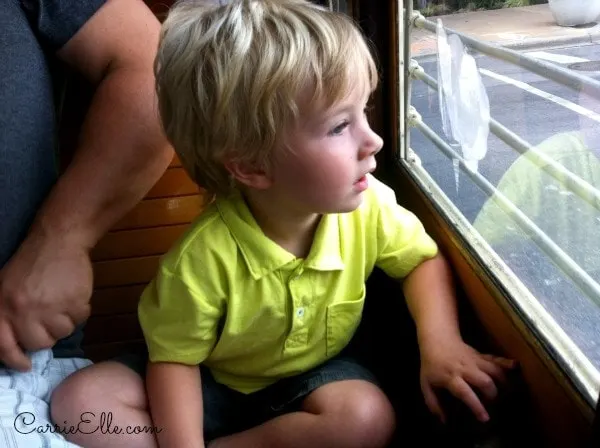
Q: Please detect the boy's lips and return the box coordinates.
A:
[354,166,376,185]
[353,173,371,191]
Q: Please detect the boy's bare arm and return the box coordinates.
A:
[402,253,515,423]
[403,254,462,344]
[147,362,206,448]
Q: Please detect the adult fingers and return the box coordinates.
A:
[66,300,91,327]
[13,319,55,352]
[0,318,31,371]
[42,313,77,342]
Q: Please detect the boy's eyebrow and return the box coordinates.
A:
[324,98,369,119]
[301,105,354,133]
[300,88,372,129]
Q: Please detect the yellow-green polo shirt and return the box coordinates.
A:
[138,175,438,393]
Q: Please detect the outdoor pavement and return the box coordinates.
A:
[411,4,600,57]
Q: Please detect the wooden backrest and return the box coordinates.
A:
[83,154,208,360]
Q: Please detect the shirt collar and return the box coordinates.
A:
[217,192,345,279]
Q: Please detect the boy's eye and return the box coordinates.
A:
[329,120,350,136]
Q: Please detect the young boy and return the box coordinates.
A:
[54,1,514,447]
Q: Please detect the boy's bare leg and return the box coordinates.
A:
[208,380,396,448]
[50,361,158,448]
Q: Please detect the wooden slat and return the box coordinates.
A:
[82,314,143,345]
[91,284,146,315]
[146,167,199,199]
[93,256,160,288]
[112,195,204,231]
[91,224,189,261]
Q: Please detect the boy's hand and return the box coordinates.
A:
[419,336,516,424]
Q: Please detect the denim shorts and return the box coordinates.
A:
[117,353,378,442]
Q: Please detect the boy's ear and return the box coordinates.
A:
[224,159,272,190]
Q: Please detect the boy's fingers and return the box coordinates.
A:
[448,377,489,423]
[482,354,517,370]
[422,382,446,423]
[464,369,498,401]
[478,358,508,385]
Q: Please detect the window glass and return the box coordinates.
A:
[404,2,600,404]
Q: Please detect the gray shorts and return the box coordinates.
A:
[117,352,378,442]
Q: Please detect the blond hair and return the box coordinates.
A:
[155,0,378,196]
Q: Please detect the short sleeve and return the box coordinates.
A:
[138,267,224,365]
[370,178,438,279]
[21,0,106,51]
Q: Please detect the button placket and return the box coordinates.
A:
[285,267,308,351]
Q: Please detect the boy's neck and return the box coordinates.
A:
[242,189,321,259]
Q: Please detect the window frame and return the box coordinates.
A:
[349,0,599,445]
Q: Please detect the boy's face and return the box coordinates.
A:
[268,84,383,214]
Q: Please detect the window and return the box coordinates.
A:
[399,0,600,407]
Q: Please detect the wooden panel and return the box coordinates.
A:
[82,314,143,345]
[91,284,146,315]
[91,224,189,261]
[146,167,199,199]
[93,256,160,288]
[112,195,204,230]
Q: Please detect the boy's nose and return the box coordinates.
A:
[359,130,383,159]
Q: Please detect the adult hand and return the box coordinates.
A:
[0,231,92,370]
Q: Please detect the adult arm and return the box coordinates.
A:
[0,0,173,370]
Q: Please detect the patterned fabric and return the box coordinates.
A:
[0,350,92,448]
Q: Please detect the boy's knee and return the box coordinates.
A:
[341,389,396,448]
[306,381,396,448]
[51,361,147,423]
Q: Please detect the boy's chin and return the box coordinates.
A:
[326,196,364,214]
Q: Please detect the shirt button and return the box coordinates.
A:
[296,307,305,318]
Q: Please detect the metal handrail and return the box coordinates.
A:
[409,60,600,215]
[409,107,600,305]
[412,11,600,101]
